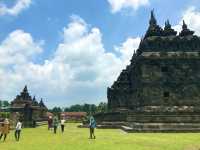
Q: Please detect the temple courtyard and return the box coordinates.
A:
[1,123,200,150]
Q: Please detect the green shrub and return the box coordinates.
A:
[0,112,10,119]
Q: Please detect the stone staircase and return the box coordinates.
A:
[122,123,200,132]
[124,112,200,132]
[97,121,126,129]
[127,113,200,123]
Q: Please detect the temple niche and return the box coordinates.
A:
[100,10,200,132]
[10,86,48,127]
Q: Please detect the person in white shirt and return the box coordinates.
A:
[60,118,65,133]
[15,119,22,141]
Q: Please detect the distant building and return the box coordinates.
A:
[61,112,87,121]
[10,85,48,127]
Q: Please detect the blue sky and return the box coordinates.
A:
[1,0,198,54]
[0,0,200,108]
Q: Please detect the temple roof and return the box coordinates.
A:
[163,20,177,36]
[39,98,47,108]
[144,10,163,38]
[23,85,28,93]
[11,86,47,109]
[32,96,39,106]
[139,11,200,52]
[149,10,157,26]
[179,20,194,36]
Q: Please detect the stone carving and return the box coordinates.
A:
[179,20,194,37]
[144,10,163,38]
[163,20,177,36]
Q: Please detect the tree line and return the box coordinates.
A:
[49,102,107,115]
[0,100,10,108]
[0,100,108,115]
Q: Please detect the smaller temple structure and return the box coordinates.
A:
[10,86,48,127]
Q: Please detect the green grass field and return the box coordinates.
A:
[1,123,200,150]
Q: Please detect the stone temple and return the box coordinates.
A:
[96,11,200,132]
[10,86,48,127]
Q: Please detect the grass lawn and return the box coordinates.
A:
[1,123,200,150]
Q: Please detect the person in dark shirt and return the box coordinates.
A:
[53,116,59,134]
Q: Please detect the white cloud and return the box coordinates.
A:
[63,15,88,43]
[0,15,139,107]
[173,7,200,36]
[115,37,140,65]
[0,0,32,16]
[107,0,149,13]
[52,15,126,104]
[0,30,43,66]
[0,29,43,101]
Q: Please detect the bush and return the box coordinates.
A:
[0,112,10,119]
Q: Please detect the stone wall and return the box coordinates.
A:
[139,56,200,107]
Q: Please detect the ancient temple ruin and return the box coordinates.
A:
[10,86,48,127]
[97,11,200,132]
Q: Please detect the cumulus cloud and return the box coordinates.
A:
[0,29,43,100]
[173,7,200,36]
[55,16,122,87]
[0,0,32,16]
[0,30,43,66]
[0,15,139,107]
[107,0,149,13]
[115,37,140,65]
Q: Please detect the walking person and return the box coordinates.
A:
[60,118,65,133]
[15,119,22,141]
[48,116,53,130]
[53,116,59,134]
[0,118,10,141]
[89,116,96,139]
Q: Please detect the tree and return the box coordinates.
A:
[64,107,70,112]
[82,104,90,113]
[70,104,83,112]
[97,102,107,113]
[0,100,10,108]
[49,107,62,116]
[90,104,97,115]
[63,102,107,114]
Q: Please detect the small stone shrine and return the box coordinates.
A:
[10,85,48,127]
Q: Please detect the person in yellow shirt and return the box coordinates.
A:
[0,118,10,141]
